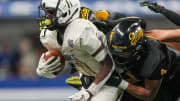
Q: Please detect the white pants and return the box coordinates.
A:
[90,85,123,101]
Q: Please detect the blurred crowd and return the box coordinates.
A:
[0,37,42,80]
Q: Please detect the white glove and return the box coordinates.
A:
[36,53,61,78]
[68,88,92,101]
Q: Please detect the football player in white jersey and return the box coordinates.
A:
[36,0,129,101]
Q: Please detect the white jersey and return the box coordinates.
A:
[39,19,121,101]
[62,18,108,76]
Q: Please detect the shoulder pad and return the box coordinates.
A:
[64,19,99,48]
[67,19,96,34]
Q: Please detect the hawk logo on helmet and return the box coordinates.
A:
[80,7,91,20]
[129,27,143,46]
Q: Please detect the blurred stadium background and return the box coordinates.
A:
[0,0,180,101]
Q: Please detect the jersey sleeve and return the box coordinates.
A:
[40,29,61,49]
[139,37,168,80]
[147,56,168,80]
[80,25,108,62]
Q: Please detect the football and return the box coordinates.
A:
[44,50,65,73]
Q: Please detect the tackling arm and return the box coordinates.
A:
[126,79,162,101]
[146,29,180,42]
[140,1,180,26]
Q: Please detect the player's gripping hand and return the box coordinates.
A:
[36,53,61,78]
[140,1,165,13]
[68,88,92,101]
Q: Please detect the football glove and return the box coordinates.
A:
[36,53,61,78]
[68,87,92,101]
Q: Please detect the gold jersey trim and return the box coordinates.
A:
[75,61,96,77]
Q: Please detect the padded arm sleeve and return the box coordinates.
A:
[161,8,180,26]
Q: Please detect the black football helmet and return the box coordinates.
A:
[107,18,146,68]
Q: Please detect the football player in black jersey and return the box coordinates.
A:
[107,17,180,101]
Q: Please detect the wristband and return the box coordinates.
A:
[87,83,100,95]
[118,79,129,90]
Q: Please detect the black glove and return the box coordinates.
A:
[140,1,165,13]
[80,75,95,89]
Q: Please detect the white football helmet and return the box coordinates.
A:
[41,0,81,26]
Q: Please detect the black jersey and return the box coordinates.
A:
[120,37,180,101]
[117,37,180,83]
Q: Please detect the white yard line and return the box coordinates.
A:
[0,88,78,101]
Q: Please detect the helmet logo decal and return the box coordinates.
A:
[129,29,143,46]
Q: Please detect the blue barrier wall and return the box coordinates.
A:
[0,75,73,88]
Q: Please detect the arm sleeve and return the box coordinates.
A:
[161,8,180,26]
[147,67,162,80]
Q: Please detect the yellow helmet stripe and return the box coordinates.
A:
[112,44,127,49]
[110,30,115,42]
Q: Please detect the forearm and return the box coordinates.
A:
[161,8,180,26]
[94,63,112,84]
[148,29,180,42]
[126,83,154,101]
[88,55,114,94]
[124,79,162,101]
